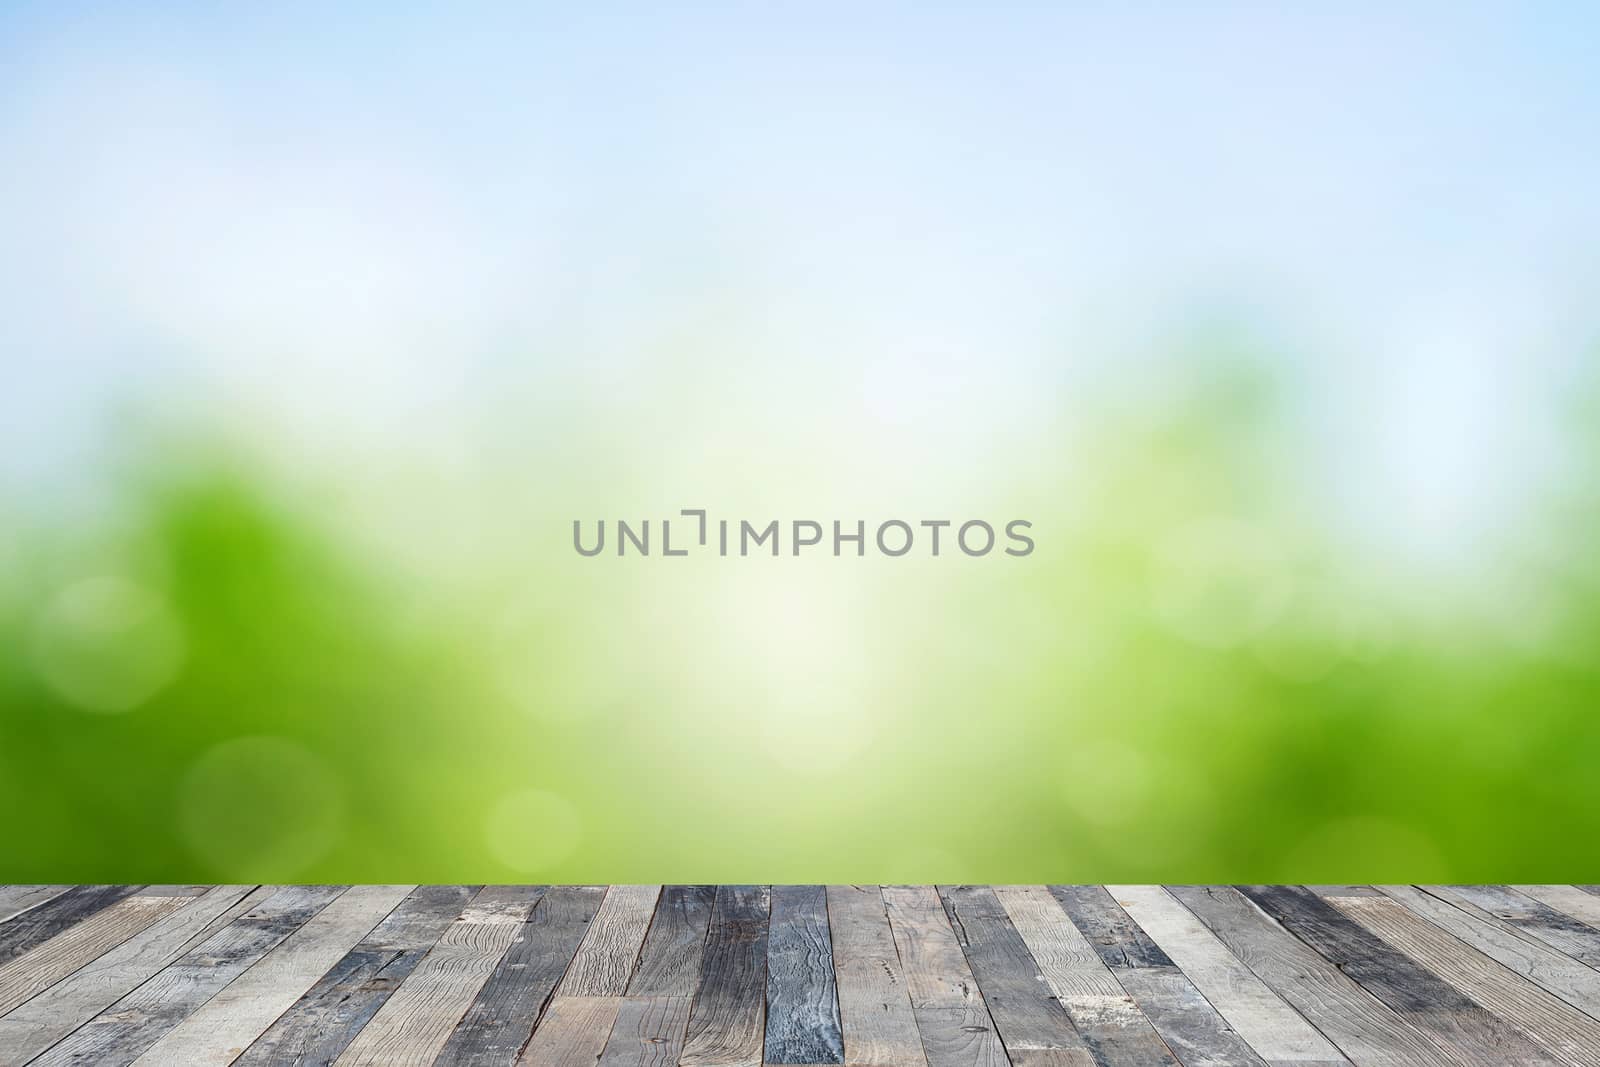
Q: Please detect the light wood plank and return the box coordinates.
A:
[130,884,413,1065]
[1333,893,1600,1067]
[1431,886,1600,967]
[0,895,186,1015]
[554,884,659,997]
[597,995,691,1067]
[519,995,620,1066]
[882,885,1007,1067]
[1111,886,1346,1066]
[0,885,144,962]
[333,886,541,1067]
[1515,886,1600,934]
[0,886,71,924]
[828,884,924,1067]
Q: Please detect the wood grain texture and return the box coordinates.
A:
[881,885,1007,1067]
[518,995,620,1066]
[1111,886,1347,1067]
[1333,893,1600,1067]
[0,885,143,963]
[1431,886,1600,967]
[333,885,542,1067]
[828,884,924,1067]
[1516,886,1600,933]
[1055,886,1263,1067]
[0,885,266,1065]
[629,885,716,996]
[33,884,344,1067]
[0,886,70,924]
[440,884,605,1067]
[555,884,660,997]
[235,883,479,1067]
[1170,885,1446,1067]
[937,885,1092,1065]
[0,894,185,1016]
[1238,884,1557,1067]
[597,995,690,1067]
[995,884,1180,1066]
[764,885,842,1065]
[130,884,413,1066]
[680,885,769,1067]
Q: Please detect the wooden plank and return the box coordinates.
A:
[680,885,769,1067]
[440,885,606,1067]
[630,885,716,996]
[0,886,71,924]
[1513,886,1600,934]
[235,884,478,1067]
[1238,884,1558,1067]
[1169,885,1449,1067]
[333,885,542,1067]
[0,885,266,1064]
[1333,893,1600,1067]
[518,995,620,1066]
[1111,886,1347,1067]
[0,894,187,1015]
[995,884,1179,1066]
[1431,886,1600,967]
[1053,887,1263,1067]
[32,884,343,1067]
[881,884,1007,1067]
[1378,885,1600,1021]
[597,995,691,1067]
[129,884,413,1065]
[1305,887,1382,898]
[936,885,1091,1064]
[764,885,843,1065]
[554,885,659,997]
[827,885,922,1067]
[0,885,144,962]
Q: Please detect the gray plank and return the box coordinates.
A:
[597,995,691,1067]
[629,885,715,996]
[881,885,1008,1067]
[0,894,188,1016]
[829,884,924,1067]
[555,885,660,997]
[1432,886,1600,966]
[439,885,605,1067]
[32,885,344,1067]
[680,885,768,1067]
[764,885,842,1064]
[1515,886,1600,933]
[520,995,620,1065]
[0,886,71,924]
[236,884,478,1067]
[1048,885,1173,971]
[937,885,1092,1064]
[1169,885,1446,1067]
[1239,884,1558,1067]
[0,885,144,962]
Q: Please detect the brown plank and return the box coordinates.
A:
[882,885,1007,1067]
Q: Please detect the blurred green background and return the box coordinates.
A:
[3,2,1600,880]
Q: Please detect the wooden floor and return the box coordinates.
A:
[1,886,1598,1065]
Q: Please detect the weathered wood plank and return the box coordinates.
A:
[629,885,716,996]
[333,886,543,1067]
[680,885,769,1067]
[764,885,842,1064]
[0,885,266,1064]
[518,995,620,1066]
[1169,885,1447,1067]
[32,884,343,1067]
[1513,886,1600,936]
[1238,884,1558,1067]
[597,995,690,1067]
[0,885,144,962]
[1431,886,1600,967]
[0,895,186,1016]
[1333,893,1600,1067]
[881,885,1007,1067]
[129,884,413,1066]
[1378,885,1600,1021]
[554,884,659,997]
[0,886,71,924]
[937,885,1091,1064]
[995,884,1180,1066]
[828,884,923,1067]
[1053,887,1262,1067]
[440,885,605,1067]
[235,884,477,1067]
[1110,887,1346,1067]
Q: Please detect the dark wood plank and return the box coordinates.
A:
[629,885,716,996]
[0,885,71,924]
[1431,886,1600,967]
[881,885,1008,1067]
[936,885,1092,1064]
[31,885,344,1067]
[679,885,769,1067]
[1052,886,1263,1067]
[0,884,144,962]
[1239,884,1559,1067]
[1169,885,1450,1067]
[764,885,843,1064]
[234,884,478,1067]
[438,885,604,1066]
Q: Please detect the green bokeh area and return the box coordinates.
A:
[4,364,1598,883]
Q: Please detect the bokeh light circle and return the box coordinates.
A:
[30,575,185,713]
[179,736,345,878]
[484,788,582,873]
